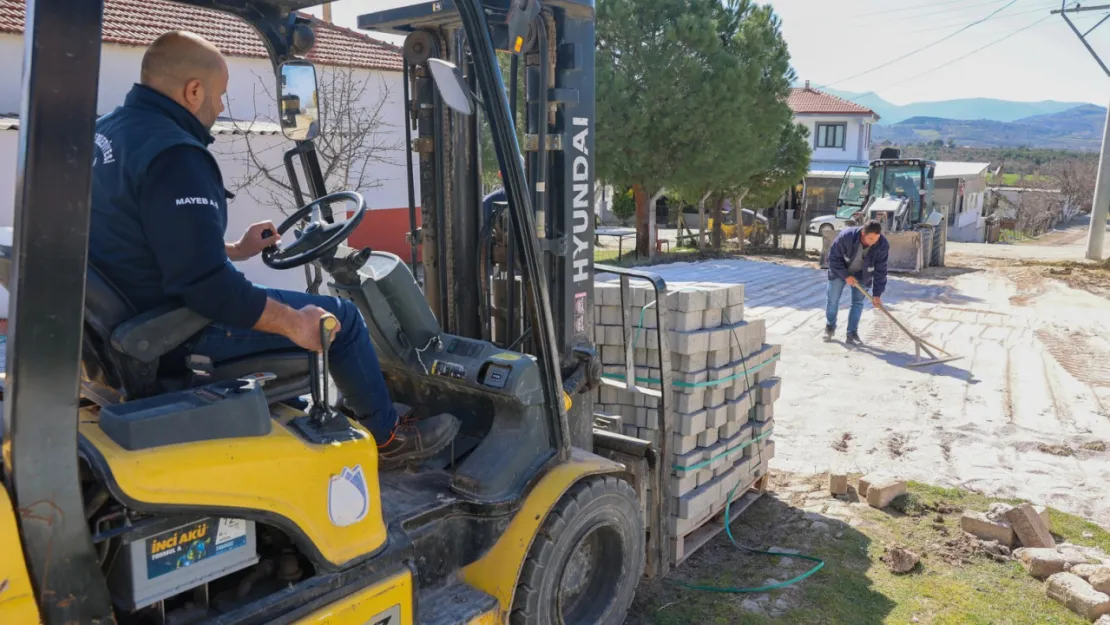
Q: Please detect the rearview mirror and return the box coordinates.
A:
[278,61,320,141]
[506,0,540,54]
[427,58,473,116]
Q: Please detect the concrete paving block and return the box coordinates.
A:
[704,386,726,407]
[675,370,709,387]
[708,364,735,383]
[631,330,658,350]
[702,307,723,329]
[829,474,849,496]
[705,403,728,429]
[644,408,660,430]
[671,470,699,495]
[701,284,730,309]
[697,426,719,448]
[621,424,638,438]
[671,310,702,332]
[674,352,707,373]
[709,326,733,347]
[1006,503,1056,548]
[1046,572,1110,621]
[600,386,620,404]
[593,306,601,324]
[593,324,605,344]
[600,306,622,326]
[670,328,710,354]
[757,377,782,405]
[707,348,731,369]
[719,419,741,440]
[723,303,744,324]
[753,419,774,438]
[675,391,705,414]
[600,345,624,365]
[672,447,705,471]
[727,284,745,307]
[674,433,699,456]
[633,407,647,427]
[754,403,774,422]
[749,318,768,344]
[696,468,714,487]
[677,410,707,436]
[633,392,645,408]
[666,287,708,313]
[866,479,907,509]
[1018,548,1091,579]
[630,284,651,307]
[595,283,620,306]
[960,511,1016,547]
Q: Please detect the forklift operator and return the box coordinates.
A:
[88,31,459,469]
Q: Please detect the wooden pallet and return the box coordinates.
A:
[671,473,769,568]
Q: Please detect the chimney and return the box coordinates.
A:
[805,80,810,90]
[322,2,333,23]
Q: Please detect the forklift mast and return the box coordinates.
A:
[360,0,598,449]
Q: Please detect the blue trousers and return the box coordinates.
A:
[187,288,399,441]
[825,278,866,334]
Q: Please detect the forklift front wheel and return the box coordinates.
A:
[510,475,644,625]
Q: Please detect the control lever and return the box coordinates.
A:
[309,314,347,432]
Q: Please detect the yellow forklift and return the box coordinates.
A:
[0,0,669,623]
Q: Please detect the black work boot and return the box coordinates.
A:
[846,331,863,345]
[378,413,461,471]
[824,324,835,340]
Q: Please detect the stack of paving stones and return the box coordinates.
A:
[592,280,781,561]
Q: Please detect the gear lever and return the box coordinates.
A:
[309,314,346,432]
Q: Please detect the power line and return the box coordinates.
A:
[856,0,1022,22]
[849,0,985,19]
[916,1,1064,32]
[848,12,1057,101]
[816,0,1018,89]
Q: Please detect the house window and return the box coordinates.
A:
[815,123,846,149]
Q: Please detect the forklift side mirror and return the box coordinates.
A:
[278,61,320,141]
[427,58,473,116]
[506,0,540,54]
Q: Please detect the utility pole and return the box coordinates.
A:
[1054,2,1110,259]
[322,2,333,23]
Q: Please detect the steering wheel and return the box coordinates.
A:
[262,191,367,270]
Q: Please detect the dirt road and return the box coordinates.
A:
[620,220,1110,525]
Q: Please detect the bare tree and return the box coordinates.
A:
[1046,157,1098,218]
[220,65,403,214]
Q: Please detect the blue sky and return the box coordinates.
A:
[309,0,1110,105]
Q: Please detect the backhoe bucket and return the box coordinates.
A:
[819,229,924,273]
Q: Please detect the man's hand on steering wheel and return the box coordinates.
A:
[228,221,281,261]
[261,191,368,271]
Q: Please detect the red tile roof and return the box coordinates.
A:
[788,85,878,119]
[0,0,402,72]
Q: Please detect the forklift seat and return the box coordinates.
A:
[82,264,312,402]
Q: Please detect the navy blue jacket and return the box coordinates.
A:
[89,85,267,329]
[827,226,889,297]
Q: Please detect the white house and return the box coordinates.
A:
[0,0,419,316]
[787,82,880,220]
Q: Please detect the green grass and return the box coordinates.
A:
[987,173,1054,186]
[629,479,1110,625]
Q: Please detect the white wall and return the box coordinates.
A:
[0,35,418,315]
[795,114,871,166]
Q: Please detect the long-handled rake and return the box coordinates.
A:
[851,282,962,368]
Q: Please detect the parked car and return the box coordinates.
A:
[807,213,853,235]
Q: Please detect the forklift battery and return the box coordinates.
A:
[109,516,259,610]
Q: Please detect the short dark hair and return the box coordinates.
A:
[862,220,883,235]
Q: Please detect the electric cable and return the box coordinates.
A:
[818,0,1019,90]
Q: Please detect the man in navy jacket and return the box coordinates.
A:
[88,31,458,468]
[825,220,889,344]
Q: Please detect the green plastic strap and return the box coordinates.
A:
[673,427,773,472]
[667,482,826,594]
[601,353,781,389]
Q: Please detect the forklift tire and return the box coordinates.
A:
[510,475,644,625]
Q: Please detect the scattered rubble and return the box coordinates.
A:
[828,473,847,496]
[1092,568,1110,595]
[961,510,1016,547]
[866,478,907,510]
[1071,564,1108,581]
[1017,547,1091,579]
[884,546,920,574]
[1006,503,1056,548]
[1046,572,1110,621]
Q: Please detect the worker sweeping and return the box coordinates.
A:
[824,220,889,345]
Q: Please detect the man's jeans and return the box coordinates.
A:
[826,278,866,334]
[187,288,399,441]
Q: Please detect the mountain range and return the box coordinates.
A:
[821,88,1092,126]
[869,104,1107,151]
